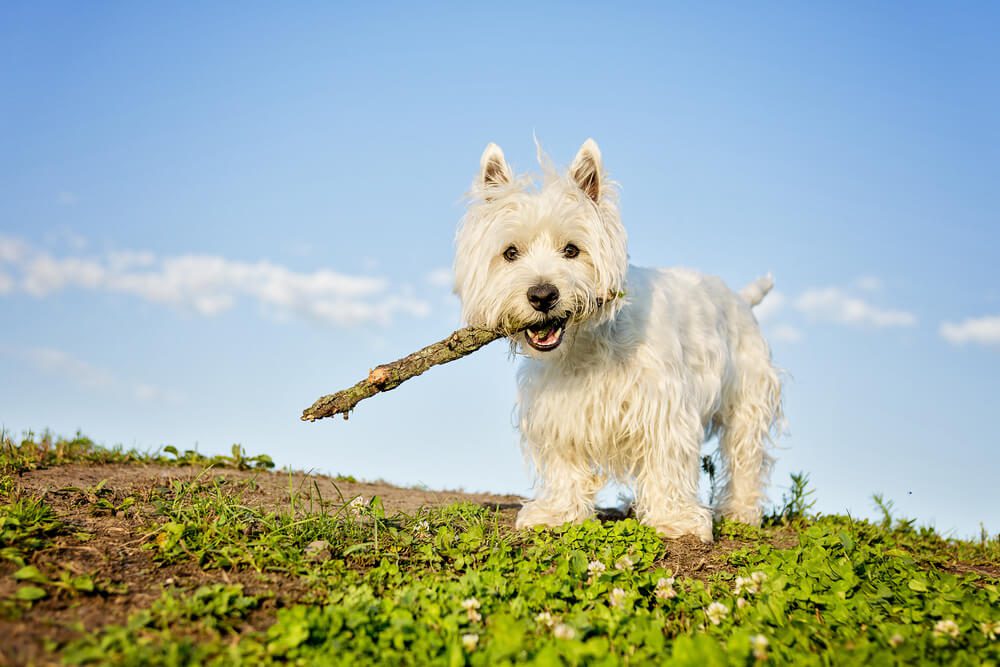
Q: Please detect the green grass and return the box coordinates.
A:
[0,497,63,566]
[0,430,275,476]
[1,433,998,665]
[72,507,1000,665]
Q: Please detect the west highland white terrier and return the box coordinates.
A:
[453,139,782,542]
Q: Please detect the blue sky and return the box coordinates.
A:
[2,3,998,537]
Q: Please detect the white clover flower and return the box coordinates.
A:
[462,633,479,651]
[736,597,748,609]
[654,577,677,600]
[588,560,607,578]
[535,611,554,627]
[609,587,627,608]
[347,495,366,515]
[413,519,430,535]
[735,571,767,596]
[705,601,729,625]
[980,620,999,640]
[553,623,576,640]
[614,555,634,571]
[750,634,768,660]
[933,619,960,638]
[888,633,904,648]
[461,597,482,622]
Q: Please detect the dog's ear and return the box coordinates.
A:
[570,138,603,202]
[479,143,512,190]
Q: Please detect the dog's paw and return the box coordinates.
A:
[515,501,590,530]
[643,508,714,543]
[715,502,763,527]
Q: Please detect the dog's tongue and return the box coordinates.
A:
[532,326,558,345]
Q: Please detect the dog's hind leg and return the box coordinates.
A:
[715,351,781,526]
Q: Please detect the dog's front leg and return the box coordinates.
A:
[516,442,601,530]
[634,419,714,542]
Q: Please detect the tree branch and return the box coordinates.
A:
[301,326,506,422]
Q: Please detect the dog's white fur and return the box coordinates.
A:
[453,139,782,542]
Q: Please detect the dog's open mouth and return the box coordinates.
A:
[524,318,567,352]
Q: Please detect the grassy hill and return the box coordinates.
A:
[1,433,997,665]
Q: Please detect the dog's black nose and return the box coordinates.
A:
[527,283,560,312]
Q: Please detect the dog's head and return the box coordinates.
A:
[454,139,628,356]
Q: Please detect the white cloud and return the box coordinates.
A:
[0,234,431,328]
[939,316,1000,346]
[20,347,114,388]
[133,383,184,403]
[3,344,183,402]
[0,272,11,294]
[107,250,156,271]
[770,324,802,343]
[752,290,785,323]
[0,237,28,263]
[425,267,453,288]
[22,255,105,295]
[795,288,916,328]
[854,276,883,292]
[43,227,88,250]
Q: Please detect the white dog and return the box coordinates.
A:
[453,139,782,542]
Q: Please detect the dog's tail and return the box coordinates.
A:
[740,273,774,307]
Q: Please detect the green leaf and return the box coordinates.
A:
[343,542,373,556]
[15,585,47,601]
[71,575,96,593]
[14,565,47,583]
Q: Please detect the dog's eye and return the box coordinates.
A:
[503,246,519,262]
[563,244,580,259]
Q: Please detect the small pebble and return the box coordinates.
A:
[305,540,332,562]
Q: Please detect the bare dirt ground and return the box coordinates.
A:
[1,463,785,666]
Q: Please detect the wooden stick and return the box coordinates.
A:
[302,293,620,423]
[301,326,506,422]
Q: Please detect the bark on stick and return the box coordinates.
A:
[301,326,506,422]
